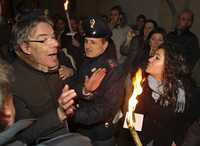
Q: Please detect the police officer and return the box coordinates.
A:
[60,16,125,146]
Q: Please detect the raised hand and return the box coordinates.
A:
[84,68,106,93]
[59,65,74,80]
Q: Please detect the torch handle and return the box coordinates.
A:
[66,11,75,40]
[129,126,143,146]
[66,11,73,33]
[127,113,143,146]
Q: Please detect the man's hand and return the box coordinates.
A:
[72,38,80,48]
[58,85,76,121]
[127,28,135,41]
[59,65,74,80]
[171,141,176,146]
[84,68,106,93]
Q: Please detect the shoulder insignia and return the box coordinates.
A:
[108,59,117,69]
[91,67,97,73]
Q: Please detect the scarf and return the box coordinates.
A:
[147,75,186,113]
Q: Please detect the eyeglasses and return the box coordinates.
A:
[27,34,57,45]
[27,40,47,43]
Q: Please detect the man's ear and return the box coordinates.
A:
[20,42,31,55]
[103,40,108,51]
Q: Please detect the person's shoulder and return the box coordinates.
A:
[11,57,28,71]
[187,31,199,40]
[11,58,31,78]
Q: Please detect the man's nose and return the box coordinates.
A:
[85,42,91,49]
[50,38,59,48]
[148,57,153,62]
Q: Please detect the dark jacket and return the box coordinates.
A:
[12,57,67,145]
[135,81,182,146]
[71,48,125,141]
[167,29,200,69]
[182,118,200,146]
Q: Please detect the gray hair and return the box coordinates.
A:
[12,12,53,50]
[0,59,14,108]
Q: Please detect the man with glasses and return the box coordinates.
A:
[11,10,75,145]
[10,11,98,145]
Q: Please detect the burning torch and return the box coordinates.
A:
[64,0,73,32]
[126,68,144,146]
[64,0,79,46]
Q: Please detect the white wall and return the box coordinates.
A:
[119,0,161,25]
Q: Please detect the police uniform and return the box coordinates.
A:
[71,16,125,146]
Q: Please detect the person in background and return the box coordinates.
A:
[131,14,146,36]
[109,5,130,64]
[101,14,109,24]
[108,5,122,29]
[121,27,166,68]
[59,16,84,71]
[143,19,157,41]
[53,16,75,79]
[70,16,82,45]
[54,16,66,43]
[146,27,166,56]
[167,9,199,70]
[120,19,157,69]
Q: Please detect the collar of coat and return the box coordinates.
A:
[15,49,59,73]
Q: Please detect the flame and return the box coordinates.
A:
[127,68,143,128]
[64,0,69,11]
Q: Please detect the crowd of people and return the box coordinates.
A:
[0,4,200,146]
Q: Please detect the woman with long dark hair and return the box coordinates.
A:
[145,27,167,56]
[117,42,191,146]
[134,42,191,146]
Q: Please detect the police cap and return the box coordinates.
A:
[82,16,112,38]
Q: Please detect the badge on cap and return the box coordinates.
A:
[90,18,96,29]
